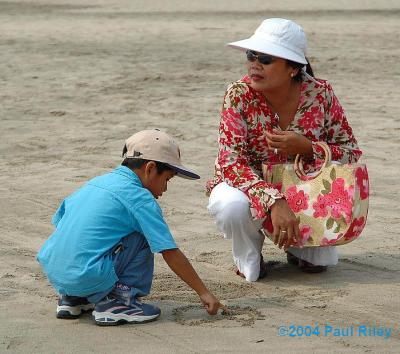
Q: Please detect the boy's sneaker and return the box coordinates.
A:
[56,295,94,319]
[92,297,161,326]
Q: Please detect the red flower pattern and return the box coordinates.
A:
[344,216,366,240]
[324,178,354,223]
[321,237,341,246]
[313,194,329,219]
[355,166,369,200]
[300,225,312,243]
[207,75,362,219]
[298,106,324,130]
[286,186,309,213]
[312,178,354,223]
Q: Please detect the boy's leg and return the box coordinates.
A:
[90,232,160,325]
[112,231,154,299]
[56,232,155,321]
[208,182,264,282]
[56,295,94,319]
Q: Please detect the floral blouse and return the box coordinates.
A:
[207,75,362,220]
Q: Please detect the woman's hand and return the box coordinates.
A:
[265,130,313,157]
[269,199,302,249]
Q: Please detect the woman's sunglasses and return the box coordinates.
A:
[246,50,275,65]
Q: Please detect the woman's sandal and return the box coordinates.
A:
[286,252,327,273]
[258,254,268,279]
[299,260,327,273]
[286,251,300,265]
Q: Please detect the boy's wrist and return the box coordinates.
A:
[197,288,211,298]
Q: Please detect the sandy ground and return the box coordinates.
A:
[1,0,400,353]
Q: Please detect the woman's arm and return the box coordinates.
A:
[313,82,362,163]
[265,81,362,168]
[217,82,284,219]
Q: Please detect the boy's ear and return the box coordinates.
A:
[144,161,157,177]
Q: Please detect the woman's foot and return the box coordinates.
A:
[286,252,327,273]
[234,254,268,280]
[235,268,245,278]
[298,259,327,273]
[258,254,268,279]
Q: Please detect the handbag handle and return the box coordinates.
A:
[294,142,332,180]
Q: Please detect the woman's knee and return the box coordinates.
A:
[216,199,251,226]
[208,184,249,215]
[208,183,253,234]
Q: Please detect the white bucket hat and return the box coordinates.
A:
[124,129,200,180]
[228,18,308,65]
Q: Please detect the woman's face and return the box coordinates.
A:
[246,51,294,93]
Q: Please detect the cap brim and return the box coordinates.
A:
[228,37,307,65]
[167,164,200,180]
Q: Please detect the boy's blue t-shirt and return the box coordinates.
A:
[37,166,177,296]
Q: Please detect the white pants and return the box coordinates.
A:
[207,182,338,281]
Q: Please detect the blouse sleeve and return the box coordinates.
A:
[217,83,284,220]
[311,82,362,164]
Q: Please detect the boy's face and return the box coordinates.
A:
[142,162,175,199]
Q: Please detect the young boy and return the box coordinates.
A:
[37,129,222,326]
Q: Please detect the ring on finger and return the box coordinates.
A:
[274,148,278,155]
[280,230,287,234]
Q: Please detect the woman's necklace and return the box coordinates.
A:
[265,83,301,130]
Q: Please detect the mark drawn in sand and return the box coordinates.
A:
[195,250,230,267]
[195,250,223,263]
[173,305,265,327]
[148,273,258,303]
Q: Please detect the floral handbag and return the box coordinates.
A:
[262,142,369,247]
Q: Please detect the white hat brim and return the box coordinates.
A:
[228,37,307,65]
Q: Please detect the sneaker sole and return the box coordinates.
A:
[56,304,95,319]
[92,311,160,326]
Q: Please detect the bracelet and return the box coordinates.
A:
[265,187,285,209]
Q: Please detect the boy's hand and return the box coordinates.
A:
[199,292,222,315]
[162,248,224,316]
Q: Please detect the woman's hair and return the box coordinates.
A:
[121,158,173,174]
[287,57,314,82]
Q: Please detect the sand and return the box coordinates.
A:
[1,0,400,353]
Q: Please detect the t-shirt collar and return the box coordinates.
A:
[112,165,143,187]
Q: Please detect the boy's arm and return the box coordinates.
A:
[162,248,221,315]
